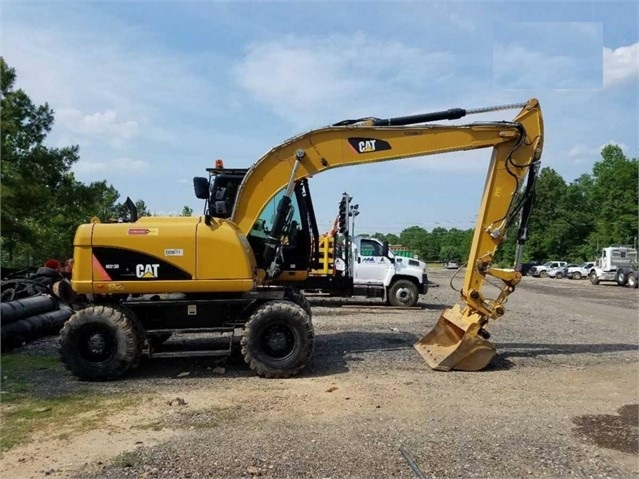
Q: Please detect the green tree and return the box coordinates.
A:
[586,144,638,250]
[181,205,194,217]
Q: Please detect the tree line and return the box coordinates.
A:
[2,57,637,269]
[0,58,192,268]
[365,145,638,265]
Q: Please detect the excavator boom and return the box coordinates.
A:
[231,98,544,371]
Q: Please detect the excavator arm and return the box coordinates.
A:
[231,98,543,372]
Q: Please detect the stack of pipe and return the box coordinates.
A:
[1,293,73,351]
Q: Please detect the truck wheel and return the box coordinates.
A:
[388,279,419,307]
[283,288,312,319]
[615,270,628,286]
[539,270,548,278]
[628,273,638,289]
[572,272,582,280]
[589,272,600,285]
[59,305,143,381]
[241,300,314,378]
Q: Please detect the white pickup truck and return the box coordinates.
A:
[529,261,567,278]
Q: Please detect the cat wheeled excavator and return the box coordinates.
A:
[60,98,543,380]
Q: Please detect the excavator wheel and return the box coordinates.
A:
[241,300,314,378]
[283,287,312,319]
[59,305,144,381]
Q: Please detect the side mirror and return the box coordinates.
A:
[382,241,389,258]
[193,177,210,199]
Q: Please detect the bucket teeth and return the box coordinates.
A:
[414,304,496,371]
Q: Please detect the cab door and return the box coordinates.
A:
[354,239,391,285]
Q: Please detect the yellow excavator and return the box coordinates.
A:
[61,98,543,380]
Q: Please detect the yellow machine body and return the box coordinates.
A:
[71,216,256,295]
[71,99,544,372]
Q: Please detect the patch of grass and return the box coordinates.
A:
[0,353,143,453]
[133,419,165,431]
[1,354,63,402]
[112,450,142,468]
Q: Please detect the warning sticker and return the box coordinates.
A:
[127,228,159,236]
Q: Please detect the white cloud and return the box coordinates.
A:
[603,43,639,88]
[58,109,139,148]
[233,34,456,125]
[72,156,148,176]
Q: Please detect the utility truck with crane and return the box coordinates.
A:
[201,178,429,306]
[59,98,544,380]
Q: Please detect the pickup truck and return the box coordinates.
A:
[529,261,568,278]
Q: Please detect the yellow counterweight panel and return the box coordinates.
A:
[71,224,95,294]
[71,216,256,295]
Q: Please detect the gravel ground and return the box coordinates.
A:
[3,269,638,479]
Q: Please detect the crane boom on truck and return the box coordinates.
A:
[61,98,543,380]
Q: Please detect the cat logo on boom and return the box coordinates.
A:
[348,137,392,154]
[136,264,159,279]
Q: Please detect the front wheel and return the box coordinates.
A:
[627,272,638,289]
[241,300,314,378]
[283,288,312,319]
[387,279,419,307]
[539,270,548,278]
[572,272,582,280]
[589,272,600,285]
[59,305,143,381]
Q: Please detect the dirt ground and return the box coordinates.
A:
[1,269,638,479]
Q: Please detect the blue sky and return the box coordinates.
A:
[3,0,638,234]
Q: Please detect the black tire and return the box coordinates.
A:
[555,272,563,279]
[59,305,143,381]
[615,269,628,286]
[388,279,419,307]
[572,272,582,280]
[241,300,314,378]
[539,270,548,278]
[589,272,600,285]
[628,272,638,289]
[283,288,312,319]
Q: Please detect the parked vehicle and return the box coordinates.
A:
[529,261,568,278]
[548,265,573,279]
[444,261,459,269]
[566,262,595,280]
[589,246,638,286]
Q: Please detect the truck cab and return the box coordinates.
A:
[590,246,638,285]
[350,236,428,306]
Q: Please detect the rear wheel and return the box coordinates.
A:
[628,272,638,289]
[59,305,143,381]
[388,279,419,307]
[241,300,314,378]
[615,269,628,286]
[555,272,563,279]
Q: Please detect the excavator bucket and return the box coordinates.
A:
[414,304,496,371]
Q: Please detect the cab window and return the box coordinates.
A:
[360,239,384,257]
